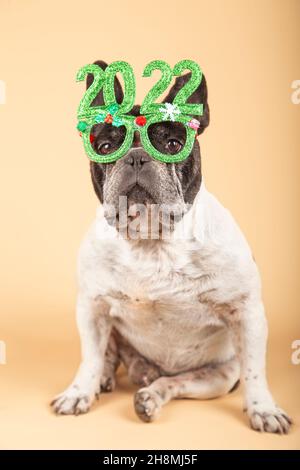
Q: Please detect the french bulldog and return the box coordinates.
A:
[51,60,292,433]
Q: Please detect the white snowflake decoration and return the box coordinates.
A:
[159,102,181,122]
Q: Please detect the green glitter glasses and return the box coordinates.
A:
[76,60,203,164]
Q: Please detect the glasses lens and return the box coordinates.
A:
[90,123,127,159]
[147,121,187,157]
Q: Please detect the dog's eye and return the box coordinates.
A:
[98,142,112,155]
[166,139,182,154]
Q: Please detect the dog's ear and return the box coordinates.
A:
[163,73,209,135]
[86,60,124,107]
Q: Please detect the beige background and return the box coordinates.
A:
[0,0,299,450]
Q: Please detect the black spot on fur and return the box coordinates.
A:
[229,379,240,393]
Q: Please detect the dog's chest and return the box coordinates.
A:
[107,239,209,314]
[101,239,231,373]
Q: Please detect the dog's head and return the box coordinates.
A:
[88,61,209,238]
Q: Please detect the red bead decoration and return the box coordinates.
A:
[135,115,147,127]
[90,134,95,144]
[105,113,113,124]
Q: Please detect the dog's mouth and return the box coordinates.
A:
[115,185,156,226]
[103,184,186,239]
[126,184,155,209]
[105,198,187,243]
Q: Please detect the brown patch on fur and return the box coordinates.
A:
[106,290,129,301]
[198,292,249,323]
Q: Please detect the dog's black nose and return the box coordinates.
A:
[124,150,151,168]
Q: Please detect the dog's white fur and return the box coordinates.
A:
[52,182,291,433]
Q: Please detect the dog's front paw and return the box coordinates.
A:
[248,404,292,434]
[51,386,96,416]
[134,388,162,423]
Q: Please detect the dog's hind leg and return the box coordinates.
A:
[100,329,120,392]
[115,332,161,387]
[134,357,240,422]
[101,330,161,391]
[124,354,161,388]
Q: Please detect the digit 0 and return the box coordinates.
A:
[104,61,136,113]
